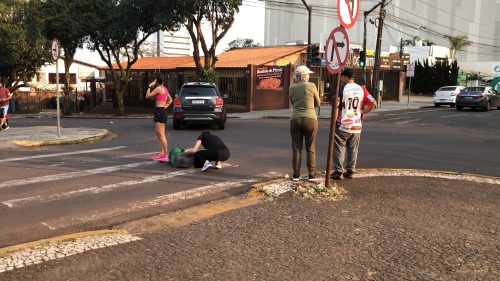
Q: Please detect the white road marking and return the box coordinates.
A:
[0,161,155,189]
[40,222,56,230]
[395,119,421,124]
[441,113,468,118]
[40,172,279,230]
[357,169,500,185]
[3,164,238,208]
[0,146,127,163]
[120,152,156,158]
[385,116,412,121]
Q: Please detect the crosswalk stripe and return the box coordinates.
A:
[0,146,127,163]
[385,116,412,121]
[40,172,279,230]
[441,113,468,118]
[395,119,421,124]
[2,164,237,208]
[0,161,155,189]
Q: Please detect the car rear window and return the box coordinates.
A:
[464,87,485,92]
[179,86,218,97]
[438,87,458,91]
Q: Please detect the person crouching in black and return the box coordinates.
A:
[184,131,230,172]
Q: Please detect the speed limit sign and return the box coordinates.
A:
[51,39,60,61]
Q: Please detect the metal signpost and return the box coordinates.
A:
[52,39,61,137]
[406,63,415,107]
[324,26,350,189]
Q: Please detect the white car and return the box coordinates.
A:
[433,86,465,107]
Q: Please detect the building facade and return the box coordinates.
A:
[264,0,500,73]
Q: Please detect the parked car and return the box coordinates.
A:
[456,86,500,111]
[433,86,464,107]
[172,82,227,130]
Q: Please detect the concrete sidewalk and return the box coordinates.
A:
[0,126,109,149]
[1,170,499,280]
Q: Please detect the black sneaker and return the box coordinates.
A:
[344,172,355,179]
[330,172,344,180]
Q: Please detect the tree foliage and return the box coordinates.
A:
[184,0,242,82]
[446,34,472,60]
[411,59,459,95]
[82,0,187,115]
[226,38,261,51]
[42,0,88,114]
[0,0,50,91]
[403,36,434,46]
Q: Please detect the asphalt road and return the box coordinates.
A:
[1,106,499,247]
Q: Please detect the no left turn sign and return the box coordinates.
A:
[337,0,360,29]
[324,27,350,75]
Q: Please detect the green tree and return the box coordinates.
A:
[82,0,187,115]
[42,0,88,114]
[446,34,472,60]
[226,38,261,51]
[0,0,50,91]
[184,0,242,82]
[411,59,459,95]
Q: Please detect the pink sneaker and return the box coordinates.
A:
[151,154,164,161]
[159,155,169,163]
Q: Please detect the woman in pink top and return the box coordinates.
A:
[146,74,173,162]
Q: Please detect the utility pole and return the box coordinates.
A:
[372,0,386,107]
[362,0,385,87]
[156,31,161,57]
[362,11,368,83]
[301,0,312,66]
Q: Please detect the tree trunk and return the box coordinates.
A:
[63,57,73,115]
[114,83,126,115]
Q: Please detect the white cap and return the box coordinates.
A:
[295,65,314,75]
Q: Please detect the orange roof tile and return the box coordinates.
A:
[101,46,307,70]
[101,56,194,70]
[179,46,307,68]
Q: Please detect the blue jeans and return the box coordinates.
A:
[334,129,361,174]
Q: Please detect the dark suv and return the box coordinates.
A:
[173,82,227,130]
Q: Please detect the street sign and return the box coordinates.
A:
[51,39,59,61]
[324,27,349,75]
[493,64,500,77]
[337,0,360,29]
[406,63,415,77]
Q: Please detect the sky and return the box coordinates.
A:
[74,1,265,66]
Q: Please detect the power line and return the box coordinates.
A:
[384,23,499,57]
[415,0,494,30]
[389,4,499,44]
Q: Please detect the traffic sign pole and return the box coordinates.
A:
[52,39,61,137]
[324,26,349,189]
[324,72,342,189]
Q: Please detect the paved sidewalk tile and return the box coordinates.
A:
[1,176,498,280]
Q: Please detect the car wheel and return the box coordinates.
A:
[218,119,226,130]
[497,107,500,110]
[456,105,463,111]
[173,119,182,130]
[484,102,490,111]
[434,103,441,107]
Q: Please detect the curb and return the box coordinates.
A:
[10,129,109,148]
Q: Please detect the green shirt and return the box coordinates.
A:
[289,82,320,120]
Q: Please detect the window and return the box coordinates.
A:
[48,73,77,84]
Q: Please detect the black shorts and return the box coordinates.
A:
[153,107,167,124]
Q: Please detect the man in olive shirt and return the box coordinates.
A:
[289,65,321,183]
